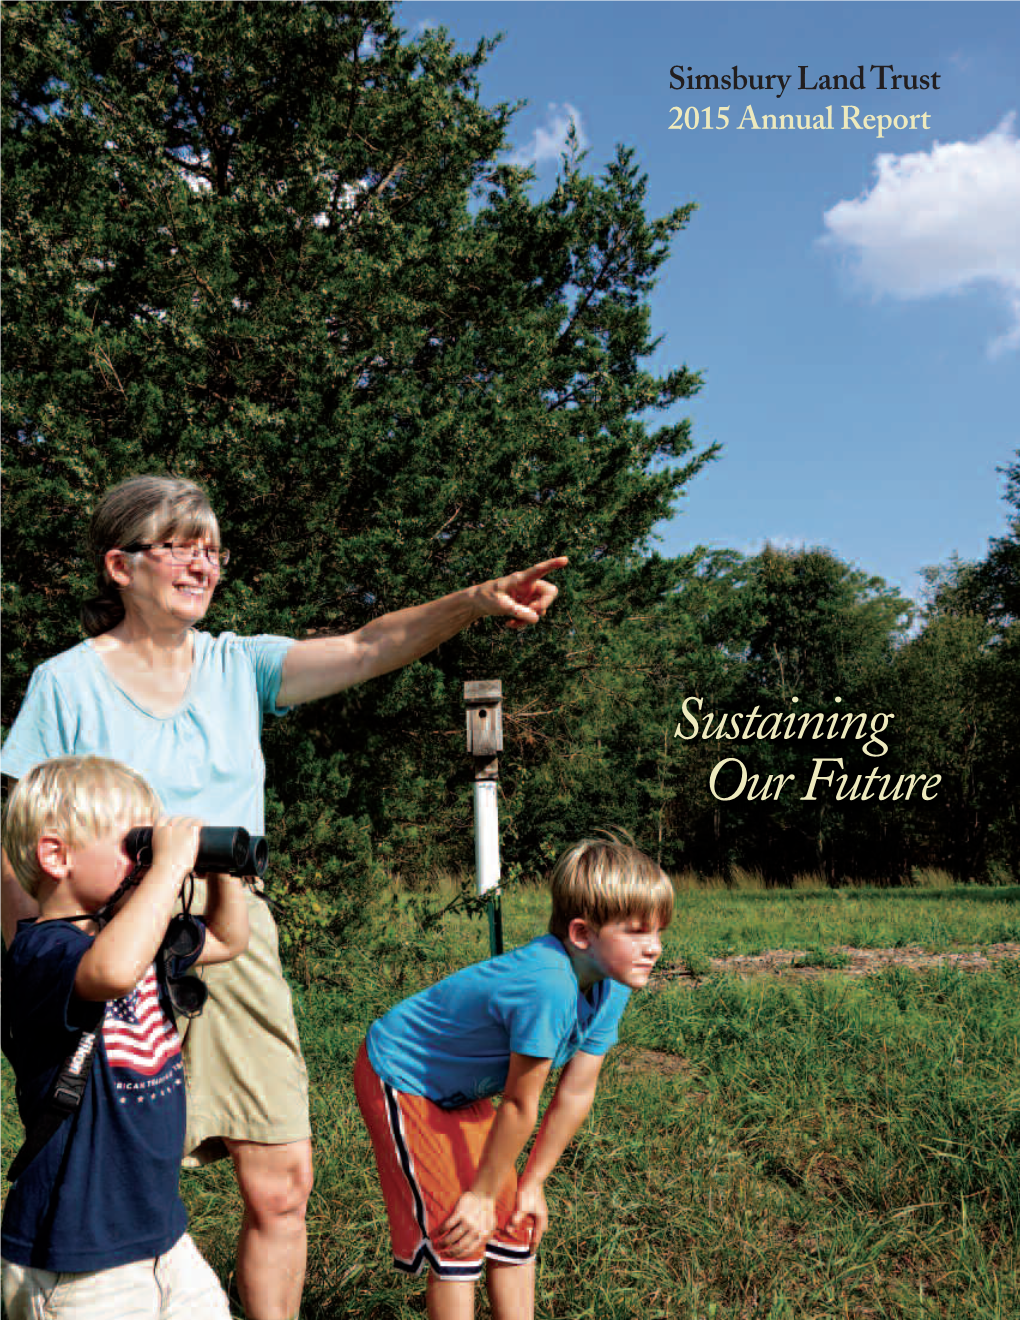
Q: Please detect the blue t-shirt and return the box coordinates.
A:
[0,631,293,831]
[367,935,630,1108]
[1,919,204,1271]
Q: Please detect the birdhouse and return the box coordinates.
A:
[464,680,503,758]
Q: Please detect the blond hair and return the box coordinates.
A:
[82,475,220,637]
[2,756,162,897]
[548,831,674,939]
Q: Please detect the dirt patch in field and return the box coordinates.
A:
[614,945,1019,1085]
[653,942,1020,984]
[610,1045,708,1096]
[612,1046,693,1078]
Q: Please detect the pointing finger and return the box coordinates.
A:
[509,556,569,586]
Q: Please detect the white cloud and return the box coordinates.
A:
[505,102,587,168]
[821,114,1020,354]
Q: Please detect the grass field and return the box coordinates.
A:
[3,881,1018,1318]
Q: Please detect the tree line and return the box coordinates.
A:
[3,2,1016,943]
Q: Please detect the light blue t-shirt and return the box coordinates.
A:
[366,934,631,1108]
[0,632,294,833]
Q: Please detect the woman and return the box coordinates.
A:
[1,474,565,1320]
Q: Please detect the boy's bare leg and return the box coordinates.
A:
[425,1273,476,1320]
[487,1259,536,1320]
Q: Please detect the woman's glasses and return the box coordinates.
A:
[121,540,230,568]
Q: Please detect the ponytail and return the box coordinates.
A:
[81,581,125,638]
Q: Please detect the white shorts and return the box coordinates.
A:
[1,1233,230,1320]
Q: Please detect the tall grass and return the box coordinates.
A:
[275,933,1018,1319]
[262,883,1020,1317]
[3,882,1017,1318]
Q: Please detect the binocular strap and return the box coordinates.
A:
[7,1023,102,1183]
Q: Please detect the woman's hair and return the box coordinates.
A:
[547,830,674,940]
[2,755,162,897]
[81,475,220,636]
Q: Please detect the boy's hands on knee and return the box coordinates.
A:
[434,1190,497,1258]
[509,1175,547,1249]
[434,1176,548,1259]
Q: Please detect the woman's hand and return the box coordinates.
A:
[509,1175,549,1250]
[433,1190,497,1259]
[471,557,569,630]
[277,557,568,705]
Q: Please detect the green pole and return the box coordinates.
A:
[487,891,504,958]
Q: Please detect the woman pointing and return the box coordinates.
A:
[1,474,565,1320]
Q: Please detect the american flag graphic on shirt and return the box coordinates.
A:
[103,965,181,1075]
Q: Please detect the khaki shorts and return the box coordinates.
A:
[178,882,310,1165]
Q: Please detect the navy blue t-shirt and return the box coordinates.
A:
[1,918,202,1271]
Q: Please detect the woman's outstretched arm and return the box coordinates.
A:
[276,558,567,707]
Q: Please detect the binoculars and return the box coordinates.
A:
[124,826,268,878]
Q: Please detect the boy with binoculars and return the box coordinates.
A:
[1,754,248,1320]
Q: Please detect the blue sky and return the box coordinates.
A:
[403,1,1019,604]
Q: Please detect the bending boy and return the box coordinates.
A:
[355,832,673,1320]
[1,755,249,1320]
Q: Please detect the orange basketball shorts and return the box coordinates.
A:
[353,1040,535,1280]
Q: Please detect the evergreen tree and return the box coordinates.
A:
[2,1,712,914]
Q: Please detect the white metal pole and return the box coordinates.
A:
[464,679,504,955]
[473,779,501,896]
